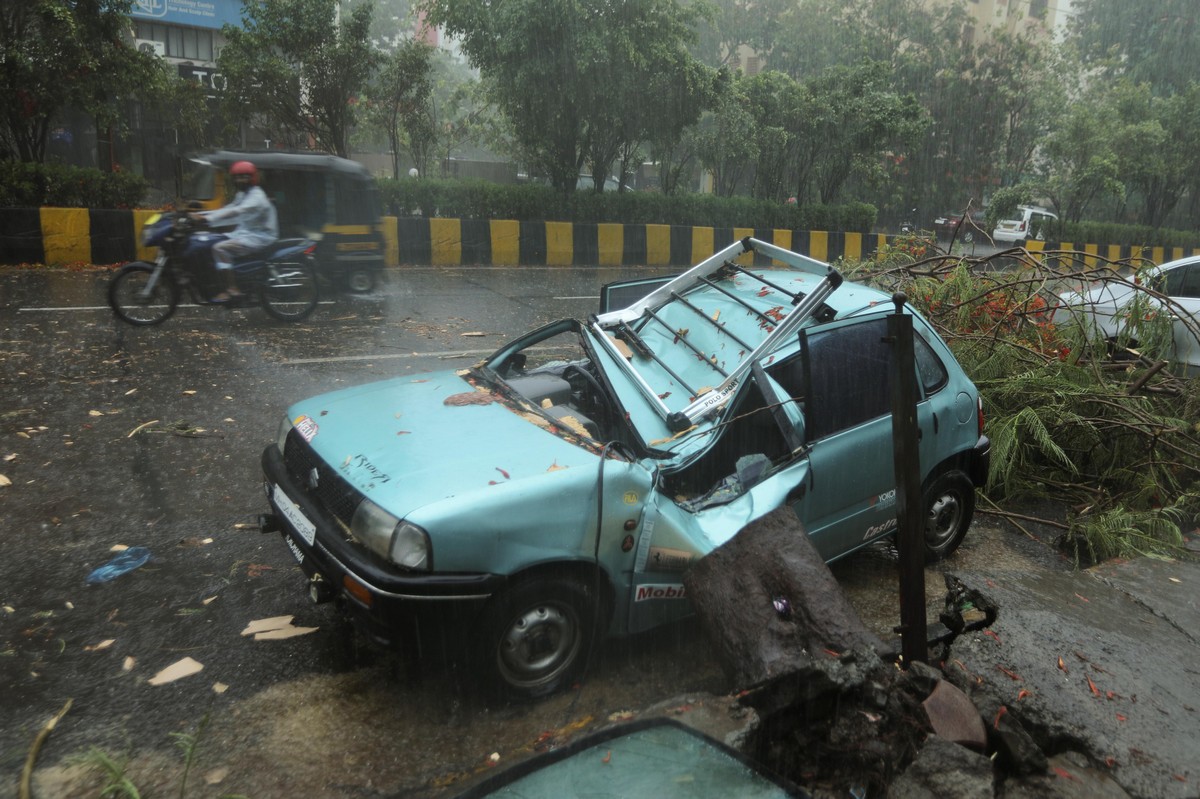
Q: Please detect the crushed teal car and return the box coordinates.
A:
[261,237,990,699]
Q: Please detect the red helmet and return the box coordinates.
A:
[229,160,259,185]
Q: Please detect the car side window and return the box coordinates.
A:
[770,318,892,440]
[1156,268,1179,295]
[769,318,947,442]
[1174,265,1200,299]
[914,333,949,394]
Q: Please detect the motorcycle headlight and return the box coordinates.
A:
[141,213,162,246]
[351,499,431,570]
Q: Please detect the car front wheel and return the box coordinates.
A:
[922,470,975,562]
[478,577,598,701]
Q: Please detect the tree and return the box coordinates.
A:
[219,0,379,157]
[801,62,926,205]
[0,0,161,164]
[364,39,436,178]
[420,0,716,194]
[1104,80,1200,228]
[692,71,758,197]
[742,70,801,202]
[1069,0,1199,96]
[1033,98,1123,224]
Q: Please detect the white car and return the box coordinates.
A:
[1054,255,1200,373]
[993,205,1057,244]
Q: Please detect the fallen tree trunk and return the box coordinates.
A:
[682,506,888,689]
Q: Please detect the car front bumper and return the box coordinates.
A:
[261,443,503,648]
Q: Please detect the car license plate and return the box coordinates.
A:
[272,483,316,546]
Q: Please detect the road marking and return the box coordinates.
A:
[554,295,599,300]
[283,349,493,365]
[18,301,338,313]
[19,305,184,312]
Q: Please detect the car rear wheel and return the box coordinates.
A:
[478,577,598,701]
[345,267,376,293]
[923,470,975,562]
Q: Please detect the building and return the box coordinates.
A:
[956,0,1062,45]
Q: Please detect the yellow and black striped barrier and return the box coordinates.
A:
[3,207,1197,269]
[389,217,895,267]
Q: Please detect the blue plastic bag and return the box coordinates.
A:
[86,547,152,584]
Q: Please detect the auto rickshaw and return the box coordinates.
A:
[185,150,385,292]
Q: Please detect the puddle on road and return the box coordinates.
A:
[832,512,1071,642]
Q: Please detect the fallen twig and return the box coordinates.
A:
[20,698,73,799]
[126,419,159,438]
[977,506,1070,532]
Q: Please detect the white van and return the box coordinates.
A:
[993,205,1058,244]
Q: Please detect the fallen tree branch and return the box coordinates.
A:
[976,505,1070,531]
[20,698,73,799]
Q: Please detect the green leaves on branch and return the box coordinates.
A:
[219,0,378,157]
[863,250,1200,563]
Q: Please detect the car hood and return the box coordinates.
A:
[286,371,600,519]
[1054,277,1138,318]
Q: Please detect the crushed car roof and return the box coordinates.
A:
[593,237,895,436]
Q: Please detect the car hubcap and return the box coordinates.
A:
[926,492,962,547]
[348,271,372,292]
[498,603,578,685]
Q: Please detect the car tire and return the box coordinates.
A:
[922,470,975,563]
[477,577,598,701]
[345,268,376,293]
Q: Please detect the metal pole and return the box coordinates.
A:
[888,292,927,666]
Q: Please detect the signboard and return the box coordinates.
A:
[178,64,227,96]
[130,0,243,30]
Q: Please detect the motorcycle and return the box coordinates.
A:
[108,211,320,326]
[899,208,918,234]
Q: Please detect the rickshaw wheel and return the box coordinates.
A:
[345,268,376,293]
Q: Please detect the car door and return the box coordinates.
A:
[599,275,677,314]
[767,315,940,560]
[1160,261,1200,369]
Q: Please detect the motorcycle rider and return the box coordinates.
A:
[193,160,278,302]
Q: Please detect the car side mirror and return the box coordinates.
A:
[499,352,527,376]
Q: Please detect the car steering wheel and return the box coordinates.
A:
[563,364,610,428]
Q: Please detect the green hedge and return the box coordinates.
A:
[1060,220,1198,251]
[376,178,877,233]
[0,161,148,209]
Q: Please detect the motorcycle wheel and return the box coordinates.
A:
[108,262,179,326]
[260,258,319,322]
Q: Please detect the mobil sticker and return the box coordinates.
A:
[634,583,687,602]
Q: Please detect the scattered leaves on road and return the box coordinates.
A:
[148,657,204,685]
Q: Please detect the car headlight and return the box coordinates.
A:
[391,521,431,570]
[351,499,431,570]
[276,414,292,453]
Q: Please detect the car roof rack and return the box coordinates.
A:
[594,237,842,432]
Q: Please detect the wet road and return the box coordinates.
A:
[0,265,1069,798]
